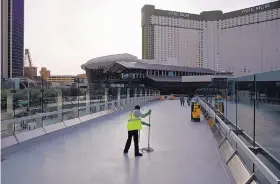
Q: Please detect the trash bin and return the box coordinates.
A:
[191,102,200,122]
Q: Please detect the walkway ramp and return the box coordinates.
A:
[1,100,230,184]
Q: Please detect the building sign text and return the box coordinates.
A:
[241,4,270,14]
[169,11,190,18]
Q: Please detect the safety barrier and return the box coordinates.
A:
[199,98,280,184]
[1,95,161,150]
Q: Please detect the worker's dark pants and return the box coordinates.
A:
[180,101,185,106]
[124,130,140,154]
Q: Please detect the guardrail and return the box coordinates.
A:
[199,98,280,184]
[1,95,161,150]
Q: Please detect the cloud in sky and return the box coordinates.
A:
[24,0,274,75]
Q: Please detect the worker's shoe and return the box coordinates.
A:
[135,153,143,157]
[123,150,128,154]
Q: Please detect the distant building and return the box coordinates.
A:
[142,1,280,76]
[1,0,25,78]
[77,73,87,83]
[77,74,87,78]
[47,75,76,86]
[24,67,37,79]
[40,67,50,80]
[81,53,232,94]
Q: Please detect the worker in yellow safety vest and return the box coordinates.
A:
[123,105,151,156]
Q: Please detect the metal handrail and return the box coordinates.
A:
[2,97,157,127]
[2,100,117,125]
[199,98,280,184]
[202,98,280,170]
[230,132,280,184]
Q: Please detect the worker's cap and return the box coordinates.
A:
[134,105,140,110]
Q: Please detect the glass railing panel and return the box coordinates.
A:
[78,109,87,117]
[199,75,280,180]
[1,86,159,137]
[255,74,280,174]
[62,110,75,121]
[90,105,97,114]
[100,103,105,111]
[1,120,16,138]
[15,116,40,134]
[43,113,62,126]
[42,88,58,114]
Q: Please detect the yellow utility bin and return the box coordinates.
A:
[191,102,201,122]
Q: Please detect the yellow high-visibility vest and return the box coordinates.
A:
[127,111,142,131]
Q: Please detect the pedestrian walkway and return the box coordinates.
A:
[1,100,230,184]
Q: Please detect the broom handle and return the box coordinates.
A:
[139,130,140,142]
[148,114,151,149]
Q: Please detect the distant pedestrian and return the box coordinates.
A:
[180,94,185,106]
[187,95,192,105]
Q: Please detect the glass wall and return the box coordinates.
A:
[199,71,280,182]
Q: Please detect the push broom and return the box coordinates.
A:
[141,114,154,153]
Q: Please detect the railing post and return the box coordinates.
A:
[104,88,108,110]
[155,90,158,100]
[140,89,142,104]
[77,78,80,117]
[253,74,256,173]
[57,90,63,122]
[73,108,79,118]
[134,88,137,105]
[111,100,115,109]
[7,90,14,119]
[96,103,100,112]
[117,88,121,108]
[127,88,130,106]
[145,89,147,101]
[86,89,90,113]
[122,99,126,109]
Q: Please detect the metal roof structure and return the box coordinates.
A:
[48,75,76,77]
[147,76,182,82]
[116,61,216,73]
[81,54,217,74]
[234,70,280,82]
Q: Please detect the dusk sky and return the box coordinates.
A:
[24,0,273,75]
